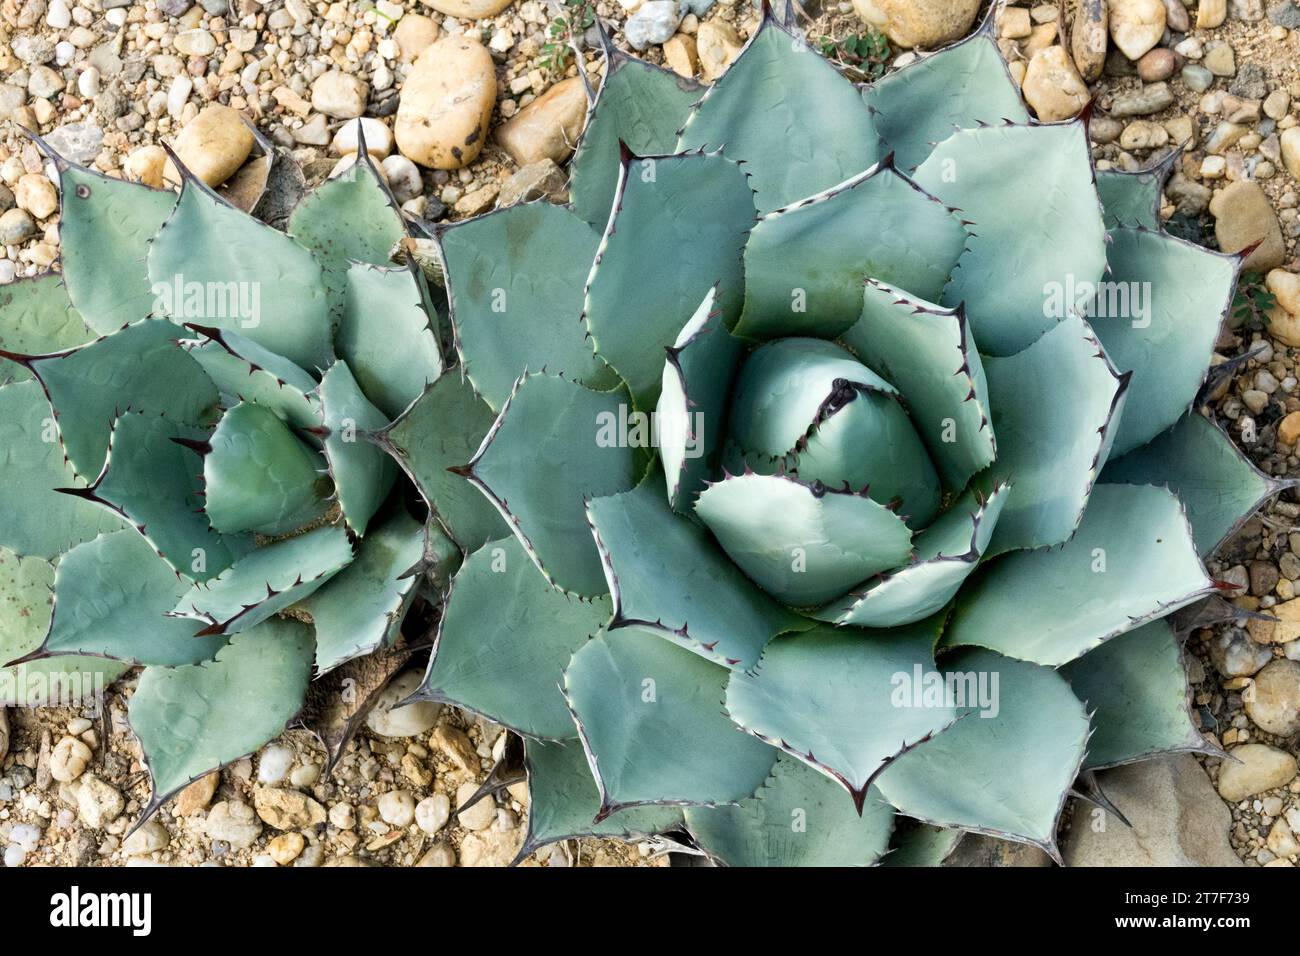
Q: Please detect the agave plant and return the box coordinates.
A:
[0,7,1278,866]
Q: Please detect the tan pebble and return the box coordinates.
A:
[395,36,496,169]
[164,104,254,187]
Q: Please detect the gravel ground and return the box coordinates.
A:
[4,0,1300,867]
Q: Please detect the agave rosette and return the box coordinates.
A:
[0,9,1278,865]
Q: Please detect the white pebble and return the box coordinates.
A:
[10,823,41,853]
[415,794,450,835]
[332,117,392,157]
[54,41,75,65]
[77,67,100,97]
[46,0,71,29]
[256,744,294,784]
[167,76,194,117]
[377,790,416,827]
[4,845,27,867]
[382,154,421,203]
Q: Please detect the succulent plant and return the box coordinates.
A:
[0,7,1281,866]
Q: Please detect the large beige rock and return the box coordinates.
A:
[1109,0,1166,61]
[1210,180,1285,272]
[419,0,514,17]
[395,36,496,170]
[1217,744,1298,802]
[1063,756,1242,866]
[851,0,981,49]
[495,77,587,167]
[1022,46,1090,121]
[164,104,254,187]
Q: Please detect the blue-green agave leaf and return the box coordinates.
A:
[695,473,914,607]
[819,481,1010,628]
[1062,619,1212,770]
[881,822,965,866]
[586,476,807,669]
[656,286,742,512]
[170,524,353,636]
[1095,152,1178,229]
[564,627,778,817]
[0,274,94,383]
[0,380,122,559]
[75,412,241,581]
[862,26,1028,172]
[185,326,321,432]
[414,535,611,739]
[461,372,650,597]
[677,12,879,213]
[299,509,426,675]
[376,372,509,551]
[913,121,1106,356]
[337,261,443,419]
[0,544,128,705]
[876,648,1089,860]
[1088,226,1239,456]
[203,401,330,536]
[725,619,957,810]
[129,619,314,818]
[1102,412,1288,557]
[317,360,397,536]
[31,530,227,667]
[517,738,684,863]
[736,160,967,340]
[684,753,895,866]
[841,279,995,492]
[944,484,1213,666]
[149,180,331,369]
[981,313,1129,553]
[728,336,897,459]
[15,318,218,480]
[582,148,755,409]
[438,201,613,412]
[54,159,177,333]
[287,147,406,315]
[570,43,701,229]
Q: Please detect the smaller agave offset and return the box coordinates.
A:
[0,6,1285,866]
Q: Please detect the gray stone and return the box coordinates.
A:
[0,208,37,245]
[1269,0,1300,25]
[11,35,55,65]
[156,0,194,15]
[1230,62,1268,99]
[1063,755,1242,866]
[625,0,682,51]
[1110,82,1176,116]
[1182,64,1214,91]
[44,122,103,163]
